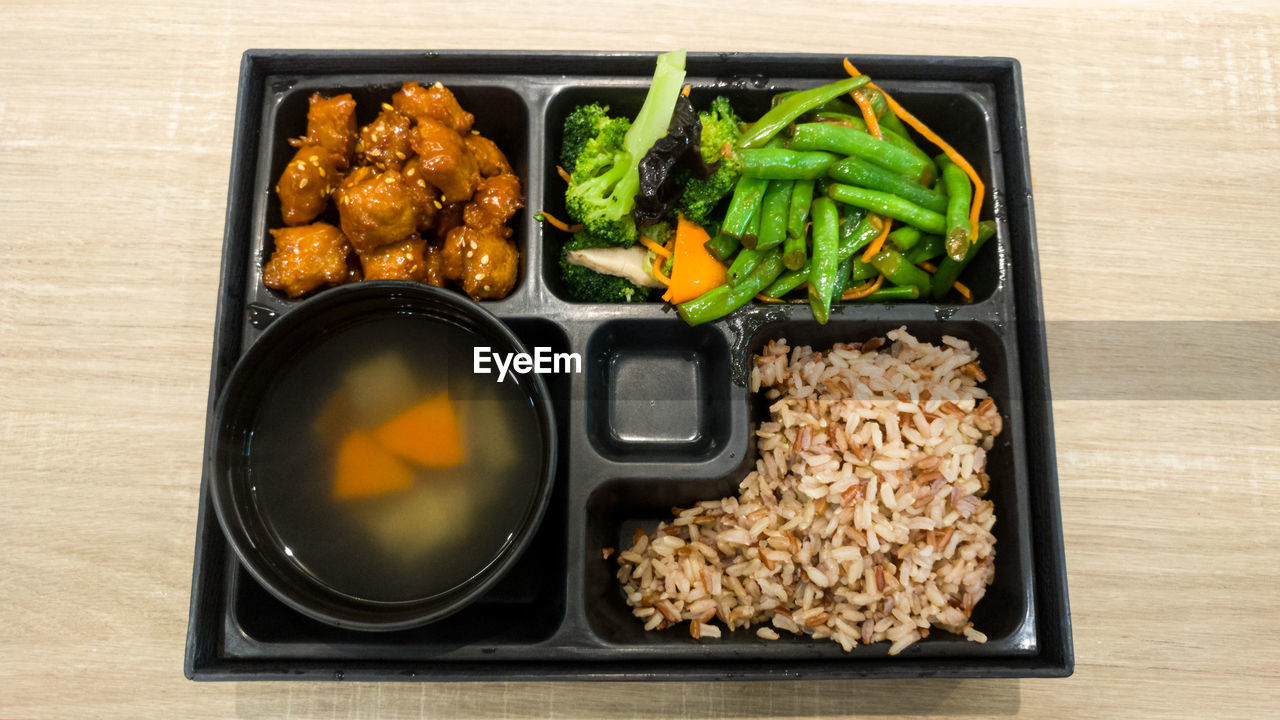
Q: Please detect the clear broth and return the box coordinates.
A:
[248,315,543,603]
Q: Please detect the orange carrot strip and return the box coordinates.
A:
[665,214,728,304]
[556,165,572,183]
[640,236,672,258]
[332,430,413,501]
[850,90,882,139]
[840,274,884,301]
[539,210,584,234]
[860,215,893,263]
[373,393,466,468]
[953,280,973,303]
[844,59,984,240]
[652,253,671,286]
[918,261,939,274]
[681,84,691,97]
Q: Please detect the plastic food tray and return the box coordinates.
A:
[185,50,1072,681]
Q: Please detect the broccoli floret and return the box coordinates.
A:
[677,96,744,224]
[561,50,687,248]
[559,232,653,303]
[560,103,615,174]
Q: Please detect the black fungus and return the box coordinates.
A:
[634,95,719,226]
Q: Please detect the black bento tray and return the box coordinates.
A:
[185,50,1072,681]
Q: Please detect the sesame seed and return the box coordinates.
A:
[470,130,479,135]
[299,178,308,188]
[384,176,395,183]
[466,251,473,258]
[309,155,319,163]
[406,168,415,176]
[317,168,326,177]
[432,200,441,208]
[483,285,491,292]
[395,151,406,160]
[480,254,489,263]
[381,102,393,111]
[433,82,444,89]
[296,162,306,171]
[419,180,427,188]
[324,186,331,193]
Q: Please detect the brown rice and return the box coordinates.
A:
[615,327,1001,654]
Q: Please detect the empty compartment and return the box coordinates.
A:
[541,79,1001,306]
[256,79,531,303]
[584,320,732,462]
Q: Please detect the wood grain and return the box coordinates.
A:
[1,1,1277,718]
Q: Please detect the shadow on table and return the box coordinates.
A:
[235,678,1020,718]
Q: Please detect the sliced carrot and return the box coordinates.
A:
[556,165,572,183]
[844,59,984,240]
[332,430,413,501]
[652,252,671,286]
[860,215,892,263]
[840,274,884,301]
[373,393,466,468]
[953,280,973,303]
[665,213,728,304]
[640,236,672,258]
[681,84,691,97]
[918,261,939,274]
[539,210,584,234]
[850,90,882,139]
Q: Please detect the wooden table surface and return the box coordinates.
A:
[2,1,1277,717]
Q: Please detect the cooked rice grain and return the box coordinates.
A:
[616,328,1000,654]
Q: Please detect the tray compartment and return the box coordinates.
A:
[541,77,1005,307]
[584,319,735,462]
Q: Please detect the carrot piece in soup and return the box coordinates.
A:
[373,393,466,468]
[333,430,414,500]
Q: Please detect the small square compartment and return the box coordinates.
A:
[585,320,731,462]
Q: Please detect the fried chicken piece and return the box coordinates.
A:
[435,201,466,243]
[463,173,523,230]
[359,234,430,282]
[409,118,480,204]
[401,156,442,233]
[263,223,353,297]
[358,106,413,171]
[290,92,357,167]
[336,169,422,255]
[463,134,512,177]
[276,146,343,226]
[422,243,446,287]
[440,225,468,282]
[392,81,474,134]
[444,226,519,300]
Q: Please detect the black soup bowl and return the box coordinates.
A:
[209,282,558,631]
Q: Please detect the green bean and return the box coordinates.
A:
[721,176,769,240]
[773,91,862,117]
[850,258,878,281]
[852,285,920,302]
[807,197,840,324]
[904,233,945,264]
[869,246,932,296]
[937,155,973,261]
[727,246,766,284]
[678,249,784,326]
[704,231,740,263]
[888,226,923,252]
[827,156,949,215]
[762,260,810,299]
[932,220,996,300]
[783,179,814,270]
[742,202,762,247]
[791,123,933,184]
[830,256,853,305]
[741,149,839,180]
[749,180,793,251]
[837,209,877,260]
[827,184,947,234]
[739,75,871,149]
[808,113,940,179]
